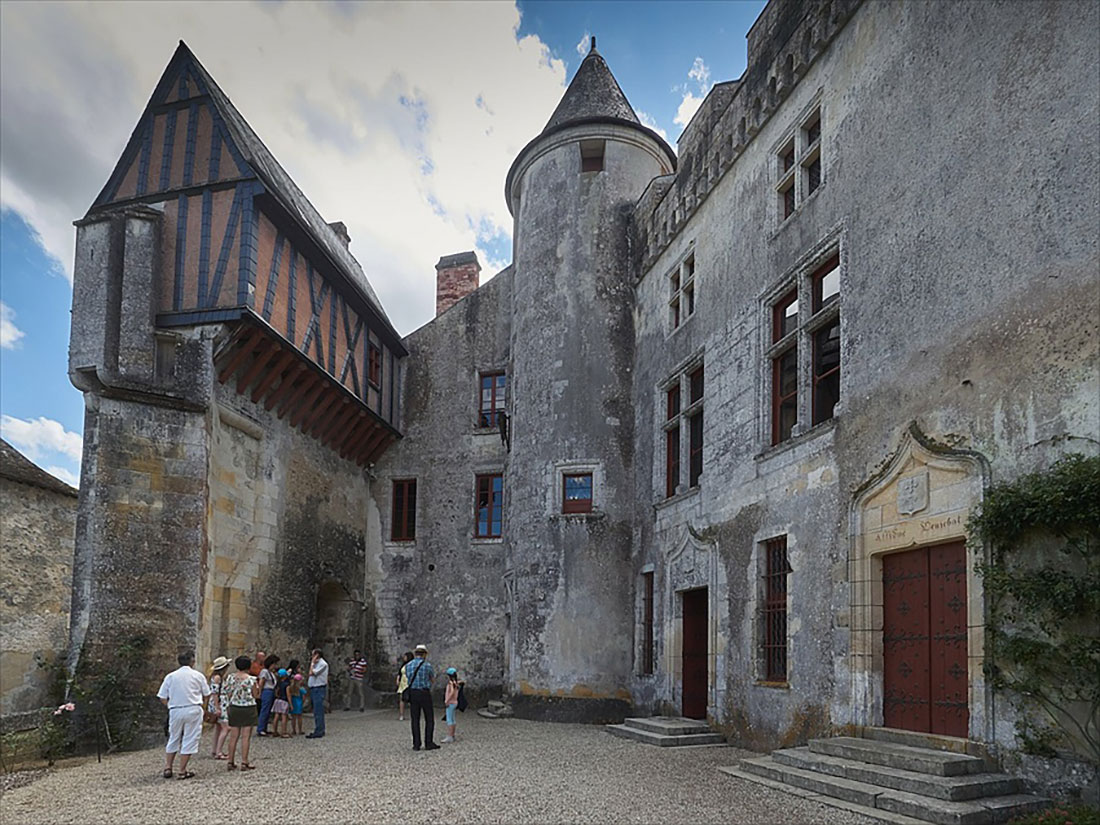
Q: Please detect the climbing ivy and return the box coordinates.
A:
[969,454,1100,764]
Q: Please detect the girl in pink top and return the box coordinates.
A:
[441,667,463,743]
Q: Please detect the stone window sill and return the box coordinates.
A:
[754,680,790,690]
[470,537,503,545]
[550,511,606,523]
[755,417,837,463]
[654,485,700,512]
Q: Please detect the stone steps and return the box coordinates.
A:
[723,733,1049,825]
[773,747,1020,801]
[738,756,1046,825]
[477,699,513,719]
[606,716,725,747]
[809,737,987,777]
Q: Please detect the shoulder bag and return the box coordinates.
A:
[401,660,425,703]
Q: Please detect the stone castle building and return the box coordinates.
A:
[63,0,1096,785]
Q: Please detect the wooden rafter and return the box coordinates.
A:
[299,390,338,433]
[216,327,262,383]
[288,379,327,427]
[236,341,280,394]
[321,402,359,447]
[274,370,320,417]
[340,418,377,459]
[251,350,296,403]
[333,411,367,454]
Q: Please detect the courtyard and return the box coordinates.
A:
[0,710,879,824]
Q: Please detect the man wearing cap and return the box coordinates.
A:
[405,644,439,750]
[156,651,211,779]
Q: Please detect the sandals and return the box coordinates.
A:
[177,771,195,780]
[162,768,174,779]
[227,762,237,771]
[214,753,229,760]
[240,762,255,771]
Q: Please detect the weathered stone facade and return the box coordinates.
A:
[0,440,77,721]
[65,0,1097,794]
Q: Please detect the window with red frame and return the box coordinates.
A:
[687,365,704,488]
[475,474,503,538]
[771,290,798,445]
[812,256,840,426]
[479,372,506,428]
[762,536,791,682]
[391,479,416,542]
[642,571,655,675]
[368,343,382,388]
[562,473,593,514]
[664,385,680,498]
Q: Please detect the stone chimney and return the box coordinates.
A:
[435,251,481,316]
[328,221,351,249]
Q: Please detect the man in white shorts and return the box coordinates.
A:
[157,651,211,779]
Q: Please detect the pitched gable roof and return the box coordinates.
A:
[0,439,78,496]
[89,41,391,329]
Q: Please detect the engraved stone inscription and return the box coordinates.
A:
[897,470,929,516]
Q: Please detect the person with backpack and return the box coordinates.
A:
[441,667,466,744]
[403,644,438,751]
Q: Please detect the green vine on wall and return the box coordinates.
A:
[969,454,1100,764]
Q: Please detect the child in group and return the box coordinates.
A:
[271,668,291,737]
[441,667,465,743]
[289,673,306,735]
[395,651,413,721]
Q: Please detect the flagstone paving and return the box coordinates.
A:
[1,710,878,824]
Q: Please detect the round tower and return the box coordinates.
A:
[503,40,676,719]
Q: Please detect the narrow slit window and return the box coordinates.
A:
[580,139,605,173]
[368,342,382,387]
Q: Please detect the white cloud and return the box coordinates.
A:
[636,110,669,143]
[0,415,83,487]
[45,465,80,487]
[0,415,83,465]
[575,31,592,57]
[673,56,713,131]
[0,2,569,334]
[0,301,25,349]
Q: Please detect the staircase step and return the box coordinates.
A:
[876,788,1050,825]
[476,709,500,719]
[773,747,1020,801]
[740,756,887,808]
[718,766,929,825]
[810,737,986,776]
[606,723,725,747]
[623,716,714,736]
[738,757,1048,825]
[860,727,975,755]
[487,700,507,711]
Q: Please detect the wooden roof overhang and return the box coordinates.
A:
[213,315,399,466]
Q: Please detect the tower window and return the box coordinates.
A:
[562,473,594,514]
[580,139,605,173]
[391,479,417,542]
[475,473,504,538]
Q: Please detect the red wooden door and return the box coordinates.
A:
[883,542,969,737]
[682,588,708,719]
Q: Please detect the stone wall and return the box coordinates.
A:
[630,0,1099,759]
[0,447,77,720]
[368,270,512,700]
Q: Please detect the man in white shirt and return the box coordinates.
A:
[156,651,211,779]
[305,648,329,739]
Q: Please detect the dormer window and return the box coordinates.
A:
[580,140,605,173]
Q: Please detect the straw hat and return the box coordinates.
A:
[211,656,231,671]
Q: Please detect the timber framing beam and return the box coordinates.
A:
[212,318,400,466]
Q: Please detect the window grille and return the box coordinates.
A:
[762,536,791,682]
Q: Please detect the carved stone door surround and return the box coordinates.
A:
[664,524,719,720]
[847,423,992,743]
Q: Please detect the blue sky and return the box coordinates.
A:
[0,0,766,485]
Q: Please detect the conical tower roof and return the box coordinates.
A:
[542,39,641,133]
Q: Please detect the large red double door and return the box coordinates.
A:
[882,542,969,737]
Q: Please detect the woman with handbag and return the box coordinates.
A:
[207,656,231,760]
[395,651,413,721]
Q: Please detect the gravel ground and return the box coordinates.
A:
[1,710,878,824]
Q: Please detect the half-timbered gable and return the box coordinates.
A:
[83,42,404,463]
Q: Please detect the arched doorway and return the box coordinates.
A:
[313,581,361,708]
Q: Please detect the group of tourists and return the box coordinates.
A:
[156,643,467,778]
[156,648,329,778]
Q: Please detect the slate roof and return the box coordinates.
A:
[0,439,78,496]
[543,45,642,133]
[178,44,389,321]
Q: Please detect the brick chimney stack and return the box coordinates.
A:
[435,251,481,316]
[328,221,351,249]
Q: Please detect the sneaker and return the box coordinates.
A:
[440,736,454,744]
